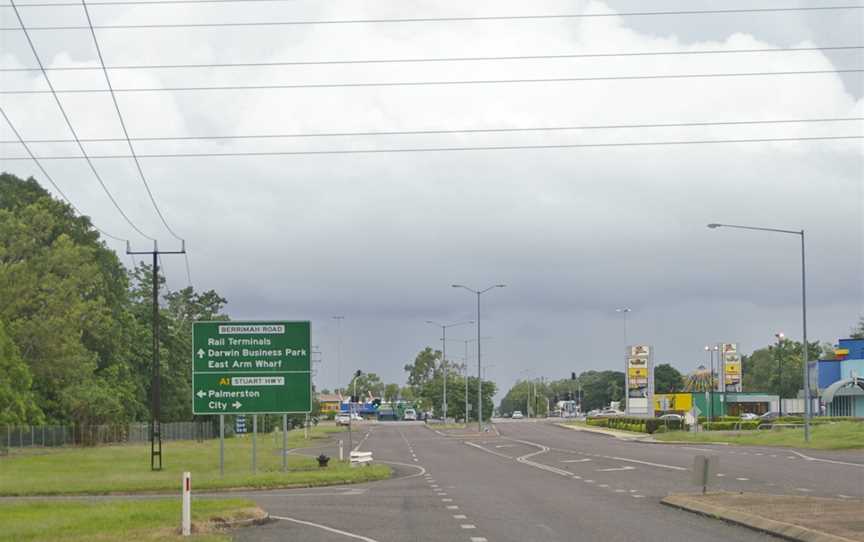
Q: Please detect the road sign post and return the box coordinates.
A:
[193,321,312,474]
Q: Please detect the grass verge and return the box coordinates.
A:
[0,426,391,496]
[651,421,864,450]
[0,498,260,542]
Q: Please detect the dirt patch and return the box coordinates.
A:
[674,492,863,541]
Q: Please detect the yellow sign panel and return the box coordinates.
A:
[628,367,648,378]
[725,361,741,375]
[654,393,693,412]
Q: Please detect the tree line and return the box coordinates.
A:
[0,173,229,426]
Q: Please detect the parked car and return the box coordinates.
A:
[740,412,760,420]
[335,414,351,426]
[403,408,417,421]
[759,411,781,421]
[350,412,363,421]
[512,410,524,419]
[658,414,683,422]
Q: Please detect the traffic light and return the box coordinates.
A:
[571,372,577,380]
[355,370,362,378]
[351,395,359,403]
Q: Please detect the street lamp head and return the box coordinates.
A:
[495,284,507,288]
[776,332,785,339]
[615,307,631,313]
[451,284,464,288]
[707,223,722,229]
[704,345,710,351]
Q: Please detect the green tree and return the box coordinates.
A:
[654,363,685,393]
[0,173,142,423]
[346,372,384,399]
[0,319,43,424]
[741,338,823,397]
[404,347,441,392]
[851,317,864,339]
[383,383,400,404]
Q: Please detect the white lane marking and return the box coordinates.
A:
[453,514,467,519]
[596,466,636,472]
[614,489,627,493]
[629,490,638,493]
[796,488,812,492]
[736,477,750,481]
[787,456,797,459]
[495,444,518,448]
[461,524,476,529]
[375,460,427,481]
[770,454,778,458]
[561,459,592,463]
[606,456,687,471]
[470,538,488,542]
[413,458,418,462]
[272,516,379,542]
[572,475,582,479]
[442,498,453,502]
[430,485,439,488]
[437,493,448,496]
[754,453,763,456]
[465,441,513,459]
[791,450,864,468]
[716,474,726,477]
[584,480,595,484]
[446,505,459,510]
[598,484,609,488]
[837,494,854,499]
[632,494,645,499]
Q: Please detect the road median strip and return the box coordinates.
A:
[661,492,863,542]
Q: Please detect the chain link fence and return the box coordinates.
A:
[1,421,216,451]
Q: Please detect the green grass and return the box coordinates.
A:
[0,426,391,496]
[651,421,864,450]
[0,498,257,542]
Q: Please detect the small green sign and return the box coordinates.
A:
[192,321,311,415]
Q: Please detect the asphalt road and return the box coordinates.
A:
[236,419,864,541]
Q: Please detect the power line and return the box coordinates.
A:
[82,0,185,243]
[3,45,861,72]
[3,68,860,94]
[0,104,128,242]
[3,117,861,145]
[2,5,861,30]
[6,135,860,159]
[7,0,155,241]
[4,0,303,6]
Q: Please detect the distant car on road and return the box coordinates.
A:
[403,408,417,421]
[759,411,781,421]
[336,414,351,426]
[512,410,524,419]
[740,412,760,420]
[658,414,683,422]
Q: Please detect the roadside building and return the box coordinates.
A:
[816,338,864,417]
[318,393,343,416]
[654,392,779,417]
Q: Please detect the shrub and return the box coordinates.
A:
[703,421,760,431]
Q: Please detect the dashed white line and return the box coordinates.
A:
[470,538,488,542]
[837,494,854,499]
[736,477,750,481]
[442,498,453,502]
[561,459,592,463]
[796,488,812,492]
[460,524,476,529]
[446,505,459,510]
[453,514,467,519]
[597,466,636,472]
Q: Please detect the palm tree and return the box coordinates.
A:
[684,365,717,392]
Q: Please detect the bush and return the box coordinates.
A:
[586,418,608,428]
[703,421,760,431]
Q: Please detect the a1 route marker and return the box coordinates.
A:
[192,321,311,415]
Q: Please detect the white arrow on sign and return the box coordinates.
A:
[196,349,205,359]
[232,401,242,409]
[196,390,206,399]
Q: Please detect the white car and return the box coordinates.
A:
[335,414,351,426]
[512,410,524,419]
[741,412,759,420]
[403,408,417,421]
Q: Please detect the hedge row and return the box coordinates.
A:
[587,417,684,434]
[703,421,760,431]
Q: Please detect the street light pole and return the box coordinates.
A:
[775,332,785,415]
[426,320,473,422]
[616,307,631,414]
[707,223,810,441]
[333,316,344,395]
[453,284,506,431]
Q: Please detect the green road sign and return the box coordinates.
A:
[192,321,311,415]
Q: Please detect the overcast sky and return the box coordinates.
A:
[1,0,862,399]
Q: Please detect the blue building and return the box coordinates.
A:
[817,338,864,417]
